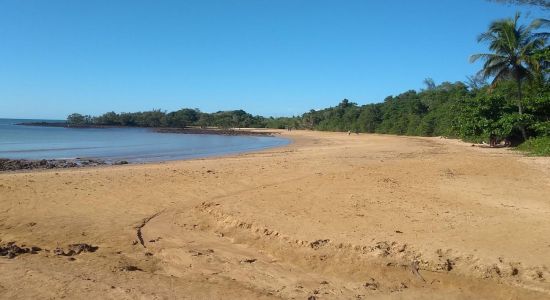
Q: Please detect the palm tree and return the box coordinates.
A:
[470,13,548,140]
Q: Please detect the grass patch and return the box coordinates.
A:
[516,137,550,156]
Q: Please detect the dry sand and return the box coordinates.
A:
[1,130,550,299]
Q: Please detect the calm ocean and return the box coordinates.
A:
[0,119,288,162]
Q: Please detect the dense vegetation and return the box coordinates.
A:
[269,78,548,145]
[517,136,550,155]
[68,13,549,153]
[67,109,268,129]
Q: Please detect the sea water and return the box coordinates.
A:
[0,119,288,162]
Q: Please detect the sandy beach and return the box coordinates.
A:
[1,130,550,299]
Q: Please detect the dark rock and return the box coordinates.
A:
[68,243,98,254]
[0,158,107,172]
[241,258,257,264]
[53,243,98,256]
[53,248,65,256]
[364,278,379,290]
[310,239,330,249]
[120,265,142,272]
[0,242,42,258]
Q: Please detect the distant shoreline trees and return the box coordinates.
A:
[66,109,268,129]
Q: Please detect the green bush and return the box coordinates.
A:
[517,137,550,156]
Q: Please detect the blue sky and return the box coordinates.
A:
[0,0,547,119]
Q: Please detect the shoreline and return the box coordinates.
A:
[0,130,292,172]
[17,121,280,137]
[1,131,549,298]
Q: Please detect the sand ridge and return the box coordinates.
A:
[0,130,549,299]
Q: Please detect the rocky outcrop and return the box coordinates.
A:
[154,127,278,136]
[0,158,107,171]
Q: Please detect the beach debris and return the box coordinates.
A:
[372,241,392,256]
[120,265,142,272]
[364,278,379,290]
[189,249,214,257]
[310,239,330,250]
[0,242,42,259]
[53,243,98,256]
[443,168,457,178]
[380,177,398,185]
[69,243,98,254]
[397,243,407,253]
[444,258,455,271]
[389,281,409,293]
[410,261,426,282]
[135,210,165,248]
[240,258,257,264]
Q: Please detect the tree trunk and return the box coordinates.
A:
[517,79,528,141]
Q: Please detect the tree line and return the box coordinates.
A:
[67,109,268,129]
[260,13,549,146]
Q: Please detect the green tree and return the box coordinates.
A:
[423,78,436,90]
[470,13,548,140]
[67,113,89,126]
[165,108,199,128]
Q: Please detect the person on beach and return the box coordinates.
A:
[489,133,497,147]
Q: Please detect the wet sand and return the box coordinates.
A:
[1,130,549,299]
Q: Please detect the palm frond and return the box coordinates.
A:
[491,69,512,86]
[472,12,547,87]
[529,18,550,30]
[469,53,505,63]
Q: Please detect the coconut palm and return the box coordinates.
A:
[470,13,548,140]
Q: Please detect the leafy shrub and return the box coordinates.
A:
[517,137,550,156]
